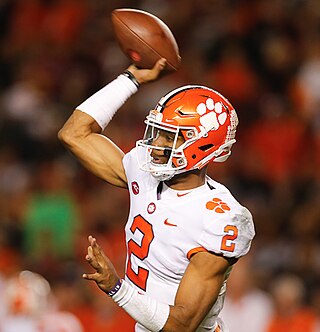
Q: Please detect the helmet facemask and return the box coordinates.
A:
[136,111,196,181]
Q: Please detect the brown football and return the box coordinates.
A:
[111,8,181,72]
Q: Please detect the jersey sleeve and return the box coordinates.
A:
[199,207,255,258]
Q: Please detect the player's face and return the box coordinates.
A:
[150,128,185,165]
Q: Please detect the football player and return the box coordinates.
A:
[58,59,255,332]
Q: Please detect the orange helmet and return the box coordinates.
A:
[136,85,238,180]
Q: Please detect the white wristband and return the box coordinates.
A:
[112,279,170,332]
[76,74,138,130]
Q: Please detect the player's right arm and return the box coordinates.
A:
[58,59,166,188]
[58,110,128,187]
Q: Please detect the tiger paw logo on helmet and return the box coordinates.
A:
[196,98,228,133]
[206,198,230,213]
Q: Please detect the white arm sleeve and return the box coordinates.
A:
[76,74,138,130]
[112,279,170,332]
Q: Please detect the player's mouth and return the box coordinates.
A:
[150,152,168,165]
[151,156,167,165]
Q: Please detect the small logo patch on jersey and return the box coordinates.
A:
[147,202,156,214]
[131,181,139,195]
[206,198,230,213]
[164,218,177,227]
[177,192,190,197]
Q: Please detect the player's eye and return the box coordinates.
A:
[165,133,175,142]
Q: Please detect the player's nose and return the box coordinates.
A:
[150,147,164,158]
[151,135,166,148]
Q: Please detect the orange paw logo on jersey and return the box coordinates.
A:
[206,198,230,213]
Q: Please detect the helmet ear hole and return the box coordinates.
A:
[199,144,214,152]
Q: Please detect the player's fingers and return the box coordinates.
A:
[90,238,106,260]
[85,248,100,270]
[87,244,93,256]
[87,244,98,261]
[82,272,99,281]
[88,235,95,245]
[87,235,110,265]
[142,58,166,82]
[88,235,100,255]
[149,58,166,78]
[92,237,101,251]
[155,58,167,71]
[88,235,101,252]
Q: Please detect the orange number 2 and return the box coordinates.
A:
[126,215,154,291]
[221,225,238,252]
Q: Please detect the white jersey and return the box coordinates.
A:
[122,147,255,332]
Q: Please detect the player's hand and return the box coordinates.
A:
[127,58,167,84]
[82,235,120,293]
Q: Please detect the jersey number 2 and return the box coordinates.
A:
[221,225,238,252]
[126,215,154,291]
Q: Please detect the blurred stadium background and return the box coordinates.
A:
[0,0,319,331]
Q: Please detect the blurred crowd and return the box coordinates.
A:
[0,0,319,331]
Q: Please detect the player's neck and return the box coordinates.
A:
[165,166,207,190]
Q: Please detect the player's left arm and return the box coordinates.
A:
[164,208,255,331]
[162,251,232,331]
